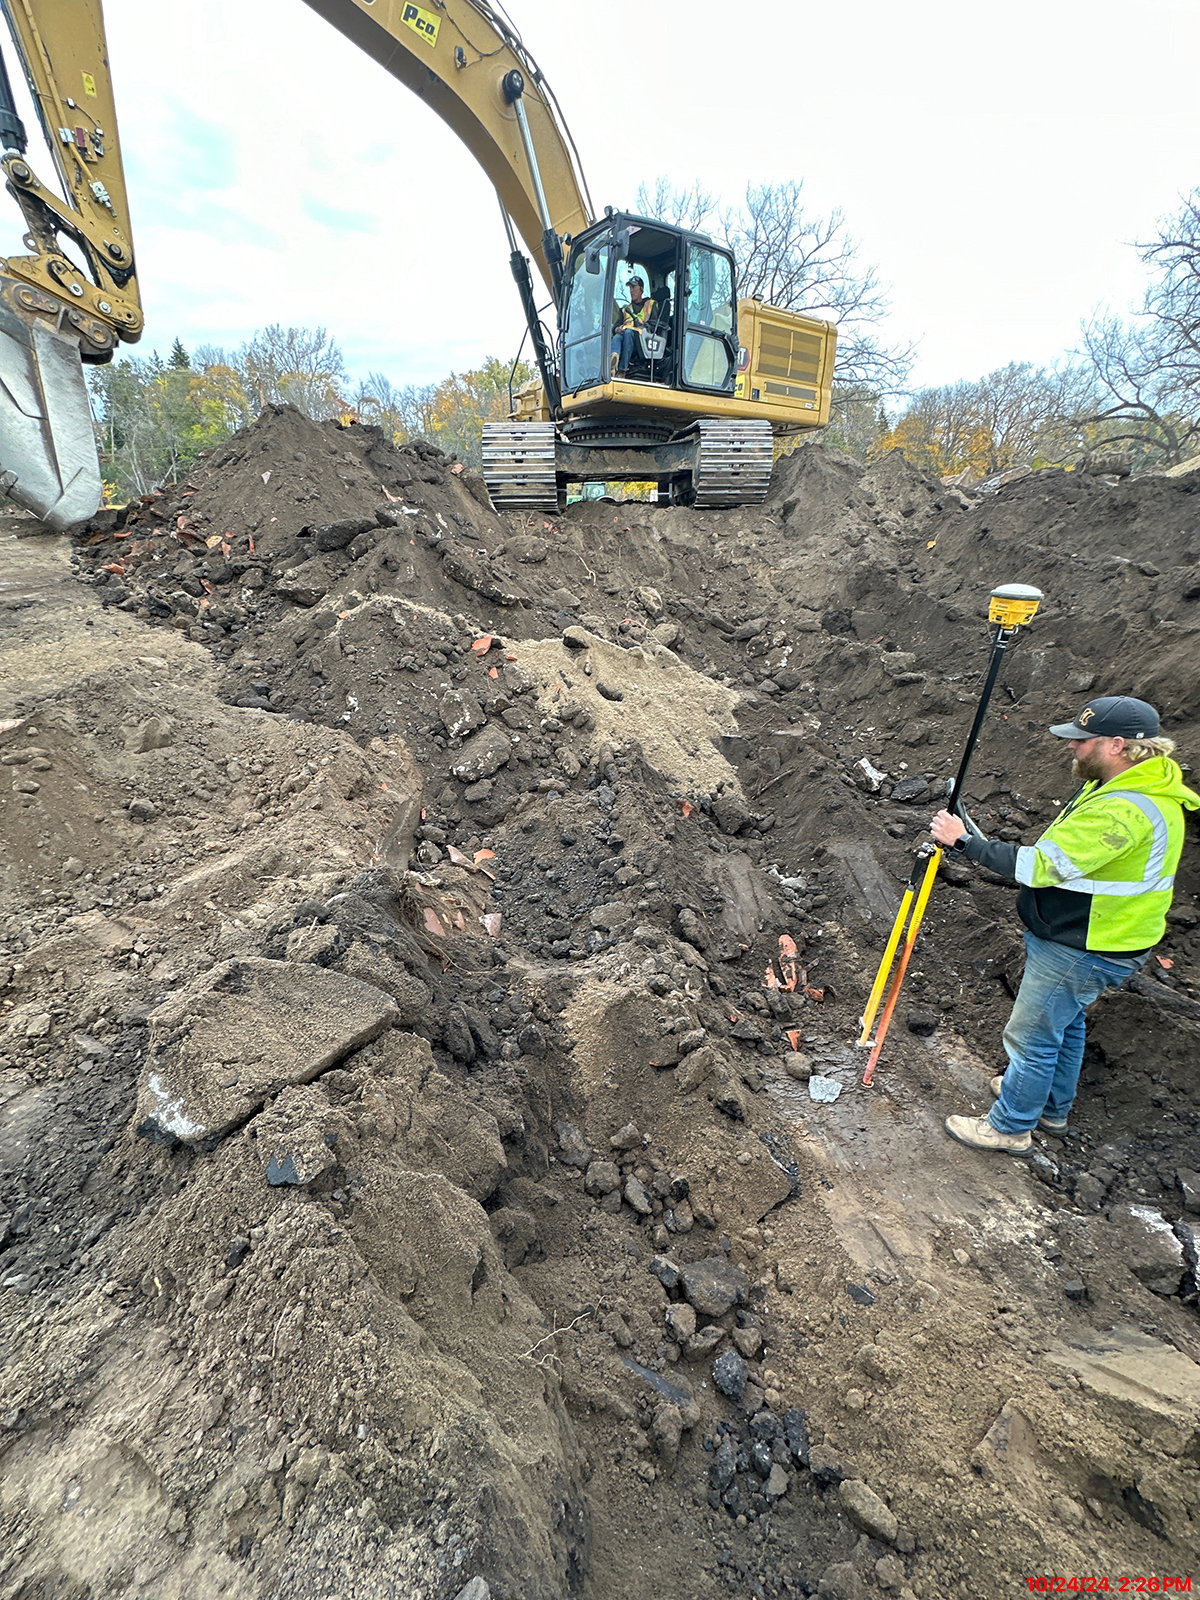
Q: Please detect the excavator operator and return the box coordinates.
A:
[611,277,656,376]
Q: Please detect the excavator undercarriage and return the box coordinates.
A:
[481,416,775,512]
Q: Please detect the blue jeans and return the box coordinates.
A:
[611,329,639,368]
[988,931,1146,1134]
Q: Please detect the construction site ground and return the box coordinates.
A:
[1,411,1198,1600]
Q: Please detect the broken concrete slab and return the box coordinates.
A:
[135,956,397,1145]
[1046,1325,1200,1433]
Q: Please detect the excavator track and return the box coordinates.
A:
[691,418,774,508]
[481,422,559,513]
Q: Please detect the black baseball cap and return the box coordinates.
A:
[1049,695,1161,740]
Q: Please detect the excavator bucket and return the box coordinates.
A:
[0,294,102,532]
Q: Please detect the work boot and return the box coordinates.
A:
[989,1076,1067,1133]
[945,1114,1032,1156]
[610,352,620,378]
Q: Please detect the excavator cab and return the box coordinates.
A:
[558,214,737,400]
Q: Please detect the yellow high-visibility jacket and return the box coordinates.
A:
[963,755,1197,954]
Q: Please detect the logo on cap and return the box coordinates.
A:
[1078,707,1094,726]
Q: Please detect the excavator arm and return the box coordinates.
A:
[1,0,141,527]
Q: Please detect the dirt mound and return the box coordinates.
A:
[2,409,1198,1598]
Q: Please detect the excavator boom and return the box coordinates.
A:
[301,0,592,294]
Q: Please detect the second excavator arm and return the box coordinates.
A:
[0,0,141,527]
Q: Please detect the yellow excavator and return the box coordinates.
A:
[0,0,836,525]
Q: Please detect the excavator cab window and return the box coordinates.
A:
[683,245,736,392]
[562,238,612,391]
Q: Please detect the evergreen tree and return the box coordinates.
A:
[169,337,190,369]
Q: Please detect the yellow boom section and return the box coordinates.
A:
[303,0,593,291]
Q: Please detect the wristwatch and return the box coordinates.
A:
[950,835,969,853]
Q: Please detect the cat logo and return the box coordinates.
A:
[401,2,440,46]
[1078,706,1094,726]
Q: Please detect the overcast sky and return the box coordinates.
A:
[3,0,1198,400]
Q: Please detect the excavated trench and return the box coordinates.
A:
[1,409,1198,1600]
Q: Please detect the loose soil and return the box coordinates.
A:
[2,408,1198,1600]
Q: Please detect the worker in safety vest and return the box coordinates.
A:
[611,276,656,376]
[930,695,1197,1155]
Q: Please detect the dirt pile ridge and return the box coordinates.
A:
[1,405,1198,1600]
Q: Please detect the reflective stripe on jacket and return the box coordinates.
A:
[964,755,1198,954]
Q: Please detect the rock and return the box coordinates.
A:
[259,1089,339,1188]
[875,1553,906,1593]
[765,1462,790,1498]
[134,958,397,1145]
[462,779,493,803]
[712,792,751,835]
[809,1443,845,1485]
[1110,1203,1185,1296]
[562,625,591,650]
[1177,1168,1200,1214]
[650,1254,680,1291]
[732,1324,762,1359]
[665,1302,697,1344]
[453,1582,491,1600]
[277,557,331,606]
[311,516,374,552]
[590,901,632,932]
[440,689,486,738]
[685,1326,725,1361]
[585,1160,621,1196]
[808,1074,842,1103]
[679,1256,750,1317]
[285,923,340,965]
[649,1402,684,1470]
[1174,1217,1199,1279]
[839,1478,898,1544]
[132,716,175,752]
[783,1407,811,1466]
[290,1448,327,1485]
[712,1348,748,1401]
[451,724,512,783]
[624,1175,652,1215]
[784,1051,813,1080]
[517,1022,546,1056]
[555,1120,591,1169]
[905,1008,937,1037]
[817,1561,867,1600]
[891,776,931,804]
[24,1012,52,1039]
[675,1046,715,1092]
[610,1121,641,1150]
[601,1310,634,1348]
[128,797,158,822]
[675,906,709,950]
[444,1003,477,1063]
[1073,1171,1106,1210]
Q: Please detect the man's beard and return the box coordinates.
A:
[1072,753,1107,782]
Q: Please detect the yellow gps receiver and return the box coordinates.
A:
[988,583,1043,628]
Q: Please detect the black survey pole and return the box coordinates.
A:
[947,584,1043,817]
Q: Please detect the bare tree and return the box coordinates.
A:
[634,176,913,396]
[1071,191,1200,467]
